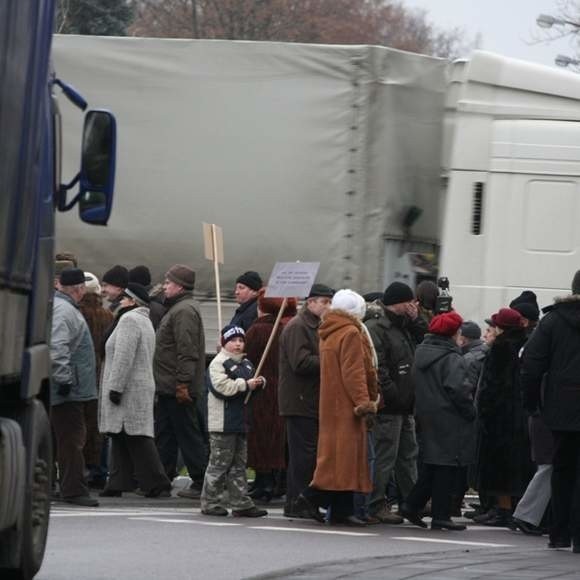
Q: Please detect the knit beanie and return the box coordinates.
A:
[166,264,195,290]
[416,280,439,311]
[509,290,540,322]
[84,272,101,295]
[460,321,481,340]
[572,270,580,295]
[236,271,263,292]
[491,308,523,330]
[221,324,246,346]
[382,281,414,306]
[129,265,152,288]
[102,265,129,289]
[331,289,367,320]
[123,283,150,306]
[60,268,86,287]
[429,311,463,336]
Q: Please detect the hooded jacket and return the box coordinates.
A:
[153,291,205,398]
[413,334,476,466]
[522,295,580,431]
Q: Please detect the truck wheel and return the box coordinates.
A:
[1,401,52,580]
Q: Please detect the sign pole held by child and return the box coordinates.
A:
[203,222,224,346]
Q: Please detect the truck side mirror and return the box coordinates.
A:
[78,110,117,225]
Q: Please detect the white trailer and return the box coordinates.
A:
[53,37,580,329]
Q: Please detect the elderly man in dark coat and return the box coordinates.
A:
[401,311,475,531]
[278,283,334,518]
[522,271,580,552]
[154,264,207,498]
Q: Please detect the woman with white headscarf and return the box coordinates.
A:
[295,290,379,526]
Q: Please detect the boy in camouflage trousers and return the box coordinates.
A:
[201,325,268,517]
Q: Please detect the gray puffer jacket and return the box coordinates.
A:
[50,292,97,406]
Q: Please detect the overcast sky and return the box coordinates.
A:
[403,0,580,67]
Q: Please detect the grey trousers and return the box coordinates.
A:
[201,433,253,511]
[370,414,418,515]
[513,464,552,527]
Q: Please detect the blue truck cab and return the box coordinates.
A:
[0,1,117,577]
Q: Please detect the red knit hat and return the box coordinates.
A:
[428,311,463,336]
[491,307,523,330]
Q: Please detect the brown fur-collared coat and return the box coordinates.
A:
[311,309,378,493]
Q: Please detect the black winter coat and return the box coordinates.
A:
[230,298,258,331]
[413,335,476,466]
[365,307,421,415]
[521,296,580,432]
[278,307,321,419]
[476,328,533,496]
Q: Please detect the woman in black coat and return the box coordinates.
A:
[476,308,534,526]
[401,311,476,531]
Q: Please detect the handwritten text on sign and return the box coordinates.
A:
[265,262,320,298]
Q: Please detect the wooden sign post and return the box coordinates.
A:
[203,223,224,343]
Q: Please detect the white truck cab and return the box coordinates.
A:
[441,51,580,322]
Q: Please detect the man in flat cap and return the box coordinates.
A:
[278,283,334,518]
[50,268,99,507]
[153,264,207,498]
[230,271,263,331]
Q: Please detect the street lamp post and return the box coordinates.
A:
[537,13,580,30]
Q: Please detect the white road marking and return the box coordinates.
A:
[250,526,378,537]
[391,536,514,548]
[130,517,241,527]
[51,511,195,518]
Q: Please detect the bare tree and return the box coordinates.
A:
[129,0,473,59]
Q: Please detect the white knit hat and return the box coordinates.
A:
[331,289,366,320]
[84,272,101,295]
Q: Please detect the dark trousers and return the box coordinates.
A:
[406,463,458,520]
[155,396,208,482]
[107,431,171,493]
[551,431,580,542]
[51,401,90,498]
[303,487,354,520]
[285,416,318,504]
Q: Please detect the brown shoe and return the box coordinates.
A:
[374,505,403,525]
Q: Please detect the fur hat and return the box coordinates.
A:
[60,268,86,287]
[236,271,262,291]
[572,271,580,295]
[509,290,540,322]
[416,280,439,311]
[129,265,152,288]
[331,289,366,320]
[383,281,414,306]
[55,260,75,277]
[123,283,150,306]
[102,265,129,289]
[166,264,195,290]
[491,308,523,330]
[429,311,463,336]
[258,292,298,317]
[221,324,245,346]
[307,284,335,299]
[460,321,481,340]
[84,272,101,295]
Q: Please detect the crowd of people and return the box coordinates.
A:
[49,252,580,552]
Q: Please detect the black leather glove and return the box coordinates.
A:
[109,390,122,405]
[56,383,73,397]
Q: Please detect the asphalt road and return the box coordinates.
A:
[37,495,579,580]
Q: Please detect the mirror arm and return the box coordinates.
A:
[57,173,81,211]
[53,78,88,111]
